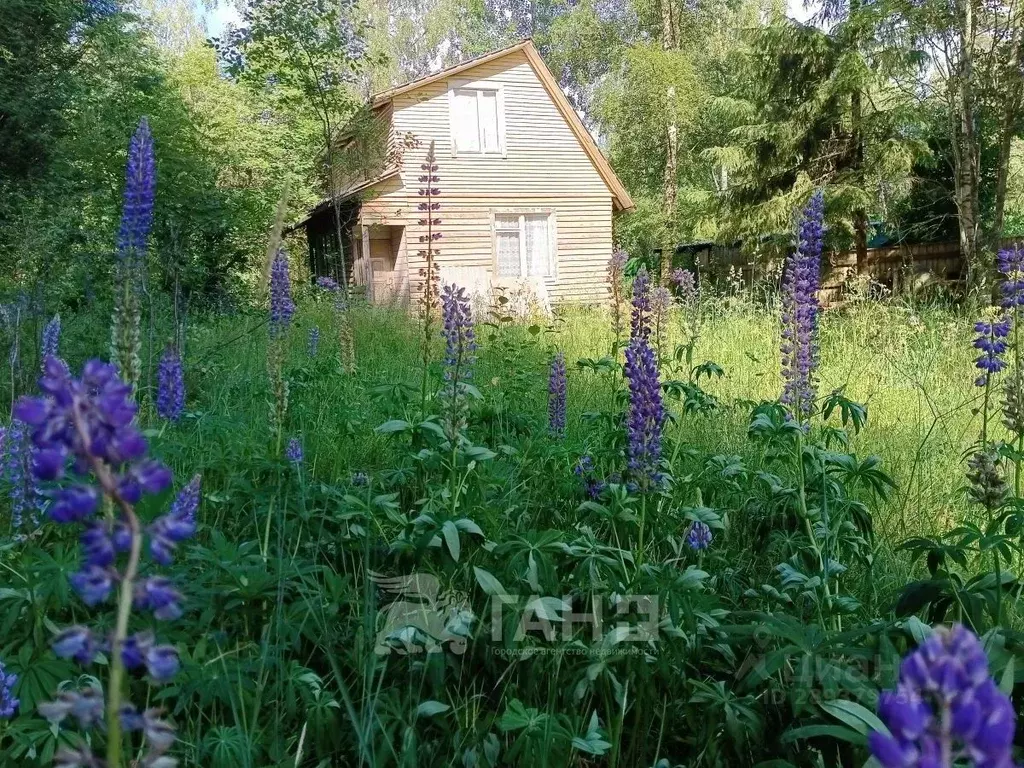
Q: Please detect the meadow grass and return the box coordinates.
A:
[6,291,998,765]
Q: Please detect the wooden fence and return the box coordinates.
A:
[688,238,1022,305]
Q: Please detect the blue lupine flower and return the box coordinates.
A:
[441,284,476,374]
[439,284,476,442]
[15,357,185,691]
[869,624,1016,768]
[781,190,825,418]
[286,437,303,464]
[6,419,28,530]
[997,245,1024,309]
[624,273,665,487]
[670,268,698,302]
[156,345,185,422]
[149,475,200,564]
[351,471,369,486]
[308,326,320,357]
[117,118,156,263]
[548,352,566,436]
[630,267,652,341]
[585,477,607,499]
[41,314,61,370]
[686,521,713,550]
[316,276,339,292]
[269,250,295,337]
[0,657,18,719]
[573,455,594,476]
[973,317,1012,387]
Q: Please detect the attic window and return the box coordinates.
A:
[449,86,504,156]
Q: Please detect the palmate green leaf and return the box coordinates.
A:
[473,566,508,596]
[375,419,413,434]
[780,723,866,744]
[415,700,450,718]
[442,520,461,562]
[819,699,888,739]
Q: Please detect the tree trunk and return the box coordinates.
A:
[851,88,869,275]
[953,0,984,293]
[991,24,1023,250]
[659,0,678,286]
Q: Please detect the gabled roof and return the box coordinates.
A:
[371,40,635,212]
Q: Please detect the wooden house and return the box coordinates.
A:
[294,40,634,306]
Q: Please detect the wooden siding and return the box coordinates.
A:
[359,49,615,304]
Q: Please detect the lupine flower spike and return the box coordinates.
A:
[624,268,665,488]
[548,352,566,436]
[972,317,1011,387]
[417,142,442,393]
[439,284,476,443]
[608,249,629,346]
[869,624,1016,768]
[111,118,155,393]
[780,190,824,420]
[686,521,713,550]
[308,326,320,358]
[17,358,188,766]
[316,276,339,292]
[286,437,303,465]
[156,345,185,422]
[267,249,294,438]
[0,657,18,719]
[41,314,61,371]
[670,268,697,302]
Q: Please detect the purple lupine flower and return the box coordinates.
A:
[869,624,1016,768]
[0,657,18,719]
[670,268,698,302]
[269,249,295,337]
[15,358,185,688]
[630,267,653,342]
[624,330,665,487]
[117,118,156,263]
[973,317,1012,387]
[574,455,594,476]
[156,345,184,422]
[316,276,339,292]
[573,455,594,476]
[585,477,607,499]
[148,475,200,564]
[997,245,1024,309]
[780,190,825,419]
[439,284,476,442]
[441,284,476,374]
[608,249,629,341]
[6,419,28,530]
[686,521,713,550]
[548,352,567,436]
[308,326,320,357]
[41,314,61,370]
[286,437,303,464]
[351,471,369,486]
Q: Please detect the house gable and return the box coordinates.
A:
[375,42,634,210]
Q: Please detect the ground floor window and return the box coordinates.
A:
[494,212,554,278]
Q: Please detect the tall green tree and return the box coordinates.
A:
[218,0,370,290]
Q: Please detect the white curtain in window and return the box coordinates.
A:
[478,91,499,153]
[524,215,550,277]
[451,89,480,153]
[496,225,520,277]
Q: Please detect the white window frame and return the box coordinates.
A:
[447,79,507,158]
[491,210,558,280]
